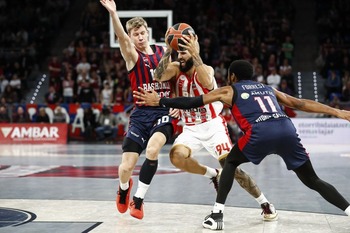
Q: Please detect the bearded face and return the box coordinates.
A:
[179,57,194,72]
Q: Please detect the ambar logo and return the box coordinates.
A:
[0,126,59,138]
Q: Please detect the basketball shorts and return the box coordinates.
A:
[174,116,232,161]
[125,107,174,150]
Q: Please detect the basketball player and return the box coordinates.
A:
[133,60,350,230]
[99,0,220,220]
[100,0,178,220]
[152,30,277,220]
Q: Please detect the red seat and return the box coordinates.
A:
[69,103,80,114]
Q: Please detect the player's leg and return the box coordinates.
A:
[219,157,278,220]
[116,138,141,214]
[129,124,172,219]
[169,128,220,190]
[293,159,350,216]
[169,144,216,175]
[203,145,247,230]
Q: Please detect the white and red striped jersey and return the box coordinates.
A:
[175,71,223,125]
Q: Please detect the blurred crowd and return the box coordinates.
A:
[2,0,350,126]
[314,0,350,106]
[44,0,297,108]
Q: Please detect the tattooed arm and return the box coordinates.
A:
[153,29,179,82]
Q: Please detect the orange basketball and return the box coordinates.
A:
[166,23,195,51]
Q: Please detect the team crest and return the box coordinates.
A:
[241,93,250,99]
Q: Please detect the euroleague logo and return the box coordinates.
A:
[241,92,250,99]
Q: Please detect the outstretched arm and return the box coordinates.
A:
[274,89,350,121]
[133,86,233,109]
[100,0,137,67]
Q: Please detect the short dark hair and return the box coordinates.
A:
[228,60,254,81]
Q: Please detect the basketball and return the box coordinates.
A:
[166,23,196,51]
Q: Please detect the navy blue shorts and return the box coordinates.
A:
[125,107,174,150]
[239,118,309,170]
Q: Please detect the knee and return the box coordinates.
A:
[169,145,190,166]
[145,145,159,160]
[169,151,185,167]
[119,161,135,173]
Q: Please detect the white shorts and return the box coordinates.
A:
[174,116,233,160]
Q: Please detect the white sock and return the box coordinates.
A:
[345,206,350,216]
[213,202,225,213]
[120,180,130,191]
[134,181,149,199]
[204,166,217,178]
[255,193,269,205]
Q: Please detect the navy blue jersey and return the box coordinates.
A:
[128,45,172,106]
[231,80,309,170]
[124,45,175,151]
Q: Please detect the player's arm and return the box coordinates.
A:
[100,0,137,66]
[154,31,178,82]
[133,86,233,109]
[180,33,214,90]
[274,89,350,121]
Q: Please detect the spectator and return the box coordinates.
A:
[9,73,22,102]
[324,69,342,102]
[279,58,295,94]
[278,79,293,96]
[83,107,98,141]
[90,70,102,102]
[77,81,96,104]
[62,72,75,104]
[253,64,265,84]
[95,105,118,142]
[36,107,50,123]
[0,105,10,123]
[341,81,350,102]
[0,75,9,94]
[114,86,124,105]
[100,82,113,105]
[281,35,294,64]
[1,85,18,104]
[48,56,62,90]
[12,106,31,123]
[53,106,67,123]
[76,56,91,83]
[45,85,62,105]
[266,67,281,89]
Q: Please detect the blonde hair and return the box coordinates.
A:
[126,17,148,34]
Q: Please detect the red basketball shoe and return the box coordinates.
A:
[116,178,133,213]
[129,196,144,219]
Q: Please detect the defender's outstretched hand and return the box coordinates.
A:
[100,0,117,13]
[337,109,350,121]
[133,87,160,106]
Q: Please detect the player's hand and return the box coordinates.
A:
[168,108,180,118]
[337,109,350,121]
[133,87,160,106]
[100,0,117,13]
[178,31,199,56]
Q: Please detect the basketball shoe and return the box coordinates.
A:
[210,169,221,192]
[116,178,133,213]
[129,196,144,219]
[261,202,278,221]
[202,211,224,230]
